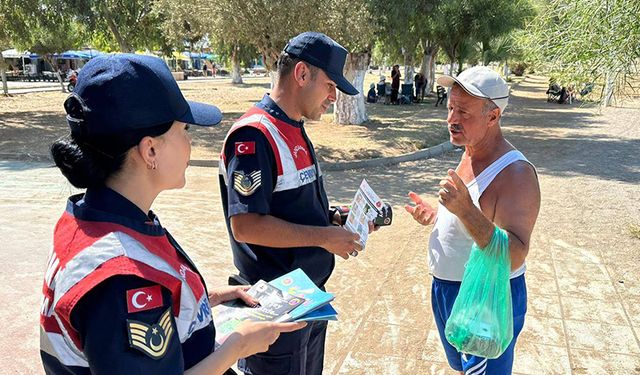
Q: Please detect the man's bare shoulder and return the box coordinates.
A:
[492,159,540,202]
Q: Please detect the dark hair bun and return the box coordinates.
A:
[50,136,112,189]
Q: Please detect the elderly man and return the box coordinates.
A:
[406,66,540,374]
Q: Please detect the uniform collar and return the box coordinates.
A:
[256,94,304,128]
[67,186,165,236]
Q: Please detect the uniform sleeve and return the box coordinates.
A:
[223,127,276,217]
[71,276,183,375]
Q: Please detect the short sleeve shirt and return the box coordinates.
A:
[219,95,335,287]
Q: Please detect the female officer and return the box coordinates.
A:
[39,54,305,375]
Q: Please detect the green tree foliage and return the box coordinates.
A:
[213,39,259,84]
[415,0,442,93]
[68,0,166,52]
[369,0,422,83]
[433,0,533,75]
[0,0,31,95]
[321,0,375,56]
[206,0,375,123]
[207,1,322,72]
[152,0,258,83]
[320,0,376,124]
[153,0,208,51]
[8,0,83,92]
[521,0,640,105]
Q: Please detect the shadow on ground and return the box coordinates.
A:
[504,76,639,184]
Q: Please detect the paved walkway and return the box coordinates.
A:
[2,75,265,95]
[0,76,639,374]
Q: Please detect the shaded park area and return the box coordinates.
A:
[0,73,452,163]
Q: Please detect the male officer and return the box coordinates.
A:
[219,32,367,374]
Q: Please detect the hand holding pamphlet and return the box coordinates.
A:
[343,179,391,249]
[212,269,337,344]
[270,269,335,321]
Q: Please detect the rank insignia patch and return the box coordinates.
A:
[233,170,261,196]
[127,308,174,359]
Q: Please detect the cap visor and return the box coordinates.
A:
[327,71,359,95]
[179,101,223,126]
[436,76,487,99]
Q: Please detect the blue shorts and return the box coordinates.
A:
[431,274,527,374]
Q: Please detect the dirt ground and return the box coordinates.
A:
[0,74,450,163]
[1,74,639,374]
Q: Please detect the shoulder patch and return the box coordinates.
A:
[127,308,174,359]
[235,141,256,155]
[126,285,163,313]
[233,170,262,196]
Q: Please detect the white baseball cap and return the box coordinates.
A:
[437,66,509,114]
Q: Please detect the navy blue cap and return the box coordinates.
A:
[284,32,358,96]
[65,54,222,138]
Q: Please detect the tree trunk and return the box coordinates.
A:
[44,55,66,92]
[481,41,490,66]
[103,8,132,52]
[230,43,243,84]
[421,43,438,93]
[260,48,280,90]
[269,71,277,90]
[603,70,616,107]
[262,49,279,72]
[0,57,8,96]
[430,55,436,92]
[403,53,414,84]
[334,52,370,125]
[1,68,8,96]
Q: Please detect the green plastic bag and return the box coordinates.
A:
[444,226,513,359]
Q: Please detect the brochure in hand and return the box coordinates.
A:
[269,268,336,321]
[212,269,337,344]
[344,179,385,248]
[212,280,305,343]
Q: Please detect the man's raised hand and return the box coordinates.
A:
[405,191,437,226]
[438,169,473,217]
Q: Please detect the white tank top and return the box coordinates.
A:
[428,150,534,281]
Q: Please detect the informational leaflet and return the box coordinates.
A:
[270,268,335,321]
[344,179,384,249]
[212,269,337,345]
[212,280,305,344]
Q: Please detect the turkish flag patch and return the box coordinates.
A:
[126,285,163,313]
[235,141,256,155]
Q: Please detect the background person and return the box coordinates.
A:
[367,83,377,103]
[391,64,401,104]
